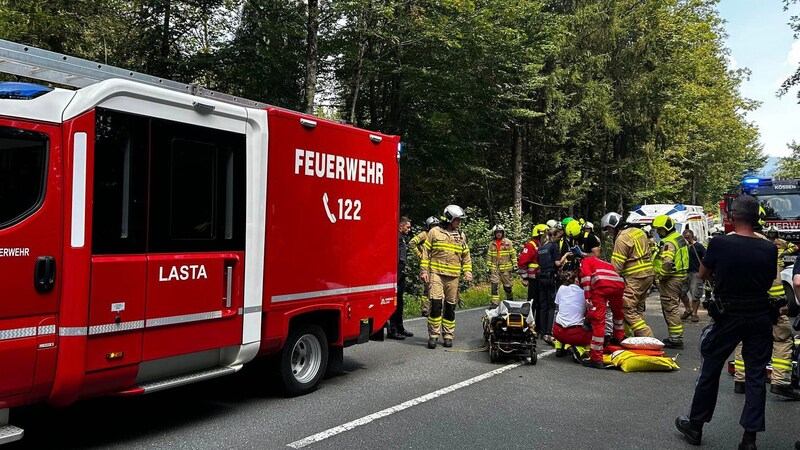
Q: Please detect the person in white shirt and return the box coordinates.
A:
[552,270,591,361]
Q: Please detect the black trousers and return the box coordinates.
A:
[389,267,406,331]
[689,310,773,432]
[537,276,556,336]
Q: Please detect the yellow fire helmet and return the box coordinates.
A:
[652,215,675,232]
[531,224,548,238]
[565,220,582,238]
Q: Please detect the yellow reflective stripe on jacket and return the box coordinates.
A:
[612,252,626,263]
[429,261,462,272]
[431,242,467,253]
[621,262,653,276]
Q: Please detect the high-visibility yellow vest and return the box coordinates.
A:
[654,232,688,277]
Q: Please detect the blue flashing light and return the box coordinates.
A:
[743,177,760,185]
[0,82,53,100]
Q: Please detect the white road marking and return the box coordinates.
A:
[287,348,556,448]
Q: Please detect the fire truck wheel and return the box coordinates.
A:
[280,324,329,396]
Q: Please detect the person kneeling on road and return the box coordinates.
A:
[552,270,590,363]
[578,248,626,369]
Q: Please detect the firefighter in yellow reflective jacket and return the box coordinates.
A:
[765,226,798,269]
[733,231,800,399]
[487,224,516,307]
[409,216,440,317]
[421,205,473,349]
[601,212,656,338]
[653,214,688,349]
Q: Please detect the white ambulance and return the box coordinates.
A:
[625,204,709,245]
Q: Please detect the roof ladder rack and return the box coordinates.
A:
[0,39,267,109]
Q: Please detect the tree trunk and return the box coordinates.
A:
[303,0,319,114]
[513,126,523,218]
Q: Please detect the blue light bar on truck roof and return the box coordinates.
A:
[743,177,760,185]
[0,82,53,99]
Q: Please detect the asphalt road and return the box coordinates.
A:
[6,293,800,449]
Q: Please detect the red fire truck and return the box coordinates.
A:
[0,40,399,443]
[720,176,800,266]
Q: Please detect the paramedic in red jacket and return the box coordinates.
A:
[579,250,626,368]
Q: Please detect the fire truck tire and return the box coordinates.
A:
[280,324,329,396]
[785,282,798,317]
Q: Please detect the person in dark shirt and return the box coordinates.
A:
[537,228,571,345]
[679,229,706,322]
[388,217,414,340]
[580,222,602,257]
[675,195,777,450]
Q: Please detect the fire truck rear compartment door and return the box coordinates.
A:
[142,254,242,361]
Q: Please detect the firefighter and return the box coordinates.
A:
[652,214,688,349]
[420,205,473,349]
[486,224,517,307]
[601,212,656,338]
[732,230,800,400]
[765,226,798,268]
[410,216,440,317]
[518,224,547,334]
[577,249,626,368]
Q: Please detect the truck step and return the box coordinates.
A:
[132,366,241,395]
[0,424,24,445]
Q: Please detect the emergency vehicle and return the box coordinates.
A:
[721,176,800,267]
[624,204,709,245]
[0,39,399,444]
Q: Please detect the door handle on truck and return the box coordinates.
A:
[34,256,56,293]
[223,265,233,308]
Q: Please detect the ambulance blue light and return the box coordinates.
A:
[0,82,53,100]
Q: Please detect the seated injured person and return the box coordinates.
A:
[552,270,590,359]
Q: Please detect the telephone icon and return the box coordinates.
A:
[323,193,337,223]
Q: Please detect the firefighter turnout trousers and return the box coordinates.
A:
[588,286,625,362]
[490,270,514,305]
[658,276,685,341]
[623,274,655,337]
[421,283,430,317]
[428,272,459,340]
[734,314,794,387]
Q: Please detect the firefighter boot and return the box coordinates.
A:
[770,384,800,400]
[443,338,453,348]
[663,336,684,349]
[427,338,437,349]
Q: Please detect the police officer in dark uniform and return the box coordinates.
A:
[675,195,778,450]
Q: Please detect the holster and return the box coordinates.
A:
[702,298,725,321]
[768,297,788,325]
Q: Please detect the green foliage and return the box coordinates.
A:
[0,0,766,233]
[774,141,800,179]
